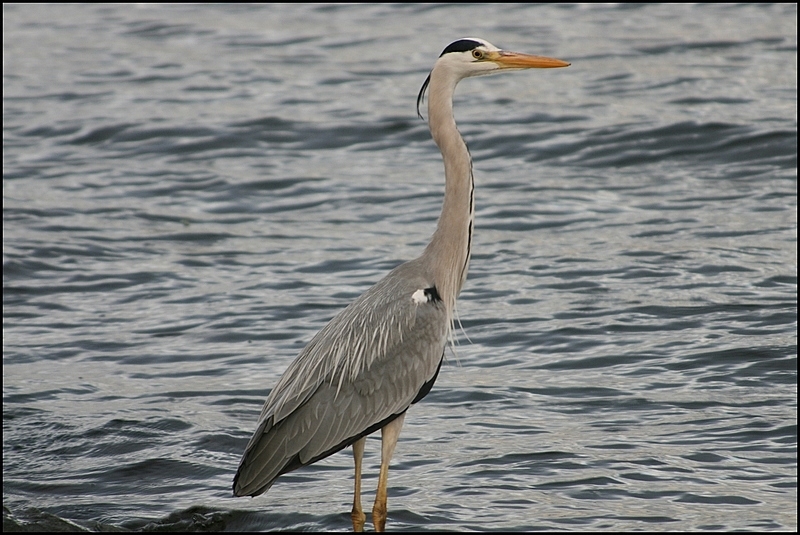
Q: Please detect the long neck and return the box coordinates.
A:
[421,69,474,316]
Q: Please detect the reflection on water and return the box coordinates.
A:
[3,3,796,532]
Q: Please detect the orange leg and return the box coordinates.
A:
[372,413,405,532]
[351,437,366,532]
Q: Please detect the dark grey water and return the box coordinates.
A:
[3,3,796,532]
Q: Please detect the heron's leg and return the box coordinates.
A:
[351,437,367,532]
[372,412,406,532]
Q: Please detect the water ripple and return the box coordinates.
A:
[3,3,796,532]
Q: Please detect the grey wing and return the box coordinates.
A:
[233,261,449,497]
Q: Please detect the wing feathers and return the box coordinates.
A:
[233,260,449,496]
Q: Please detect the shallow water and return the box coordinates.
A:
[3,3,797,532]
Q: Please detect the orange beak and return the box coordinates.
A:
[493,51,570,69]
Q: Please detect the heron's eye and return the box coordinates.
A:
[472,49,484,60]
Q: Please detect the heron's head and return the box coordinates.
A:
[417,37,570,118]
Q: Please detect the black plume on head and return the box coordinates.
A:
[418,39,486,120]
[417,74,431,120]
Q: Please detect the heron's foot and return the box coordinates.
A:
[372,499,387,532]
[351,505,366,532]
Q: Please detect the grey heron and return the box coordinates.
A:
[233,37,569,531]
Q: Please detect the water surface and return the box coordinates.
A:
[3,3,796,532]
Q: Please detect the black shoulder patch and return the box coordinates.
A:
[424,286,441,303]
[440,39,483,57]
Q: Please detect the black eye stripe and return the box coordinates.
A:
[419,39,489,119]
[439,39,483,57]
